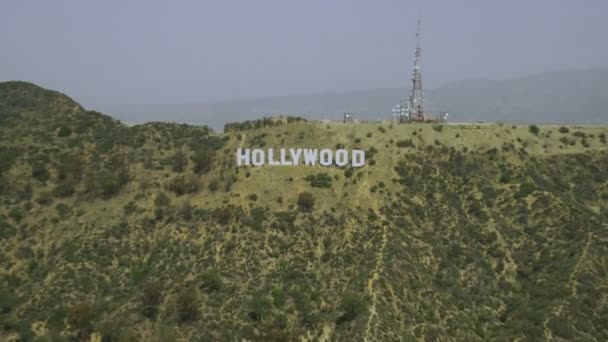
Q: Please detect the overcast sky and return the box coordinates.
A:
[1,0,607,108]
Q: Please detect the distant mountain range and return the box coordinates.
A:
[100,68,608,130]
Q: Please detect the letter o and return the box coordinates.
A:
[335,149,348,167]
[320,149,333,166]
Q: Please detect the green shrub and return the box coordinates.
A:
[97,170,127,199]
[248,295,271,321]
[200,268,222,292]
[305,173,332,188]
[176,289,199,323]
[36,191,53,205]
[52,180,75,198]
[271,287,286,308]
[164,150,188,173]
[57,126,72,137]
[396,139,415,148]
[154,192,170,207]
[123,201,138,215]
[337,293,366,324]
[516,181,536,198]
[432,124,444,132]
[212,206,235,225]
[0,147,19,175]
[344,168,354,178]
[31,162,50,183]
[243,207,266,230]
[208,179,219,192]
[8,206,25,223]
[167,175,199,196]
[191,149,215,174]
[558,126,570,134]
[572,131,586,138]
[67,301,95,334]
[142,280,162,319]
[55,203,71,219]
[529,125,540,135]
[297,192,315,212]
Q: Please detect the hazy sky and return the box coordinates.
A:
[1,0,607,108]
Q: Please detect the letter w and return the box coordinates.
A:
[303,149,317,165]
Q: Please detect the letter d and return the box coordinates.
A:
[352,150,365,167]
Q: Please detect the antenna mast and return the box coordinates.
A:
[408,17,425,121]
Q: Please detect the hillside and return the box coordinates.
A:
[1,81,608,341]
[102,68,608,129]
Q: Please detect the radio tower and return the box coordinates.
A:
[408,17,425,121]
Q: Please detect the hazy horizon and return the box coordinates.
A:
[2,0,608,112]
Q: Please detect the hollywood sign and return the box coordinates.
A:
[236,148,365,167]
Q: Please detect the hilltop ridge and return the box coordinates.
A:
[95,68,608,128]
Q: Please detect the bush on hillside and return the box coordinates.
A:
[57,126,72,137]
[336,293,367,324]
[164,150,188,173]
[66,302,95,336]
[572,131,586,138]
[200,268,223,292]
[55,203,71,219]
[396,139,415,148]
[191,149,215,174]
[98,170,127,198]
[344,167,354,178]
[36,191,53,205]
[248,295,271,322]
[297,192,315,212]
[167,175,199,196]
[516,181,536,198]
[529,125,540,135]
[52,180,75,198]
[305,173,332,188]
[31,162,50,183]
[176,289,199,323]
[0,147,19,175]
[432,124,444,132]
[154,192,170,207]
[8,206,25,223]
[142,280,162,319]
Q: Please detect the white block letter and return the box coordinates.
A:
[290,148,302,165]
[268,148,280,166]
[335,149,348,167]
[303,149,318,165]
[352,149,365,167]
[236,148,250,166]
[320,149,333,166]
[280,148,291,165]
[252,149,265,166]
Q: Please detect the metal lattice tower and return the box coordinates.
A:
[408,18,425,121]
[343,112,354,123]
